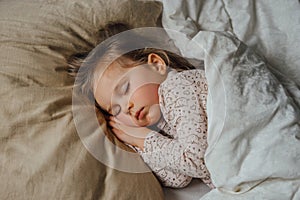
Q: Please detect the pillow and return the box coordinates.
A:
[0,0,164,199]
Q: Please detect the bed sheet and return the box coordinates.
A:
[0,0,165,199]
[164,179,210,200]
[159,0,300,199]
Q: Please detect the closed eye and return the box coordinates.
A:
[111,80,129,116]
[121,81,130,95]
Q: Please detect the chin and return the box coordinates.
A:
[137,120,151,127]
[128,118,149,127]
[146,116,160,127]
[147,106,161,125]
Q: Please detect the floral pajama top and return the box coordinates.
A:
[137,69,214,189]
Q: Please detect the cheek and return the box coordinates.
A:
[130,84,159,104]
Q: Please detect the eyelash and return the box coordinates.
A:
[111,82,130,116]
[123,82,130,94]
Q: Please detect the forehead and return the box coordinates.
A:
[93,59,131,111]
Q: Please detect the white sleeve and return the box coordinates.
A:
[152,167,193,188]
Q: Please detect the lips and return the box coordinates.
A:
[135,107,144,120]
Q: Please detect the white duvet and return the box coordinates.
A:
[160,0,300,199]
[198,30,299,199]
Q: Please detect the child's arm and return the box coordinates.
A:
[152,168,192,188]
[141,130,213,188]
[108,118,194,188]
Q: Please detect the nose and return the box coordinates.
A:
[126,101,134,114]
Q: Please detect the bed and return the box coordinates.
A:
[1,0,299,199]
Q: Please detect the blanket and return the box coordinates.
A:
[192,31,300,199]
[160,0,300,198]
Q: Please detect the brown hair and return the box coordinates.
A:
[67,22,196,115]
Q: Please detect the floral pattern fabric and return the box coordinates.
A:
[139,69,214,189]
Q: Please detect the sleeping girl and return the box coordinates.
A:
[68,22,215,189]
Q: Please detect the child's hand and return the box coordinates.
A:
[108,116,151,151]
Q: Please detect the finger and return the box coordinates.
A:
[114,117,124,124]
[111,127,118,134]
[109,121,120,129]
[108,120,114,126]
[110,116,124,125]
[108,119,119,129]
[109,116,115,123]
[108,120,113,127]
[112,128,124,139]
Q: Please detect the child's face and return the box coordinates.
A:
[94,54,168,127]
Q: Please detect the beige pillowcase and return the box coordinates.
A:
[0,0,164,199]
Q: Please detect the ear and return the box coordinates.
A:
[147,53,167,75]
